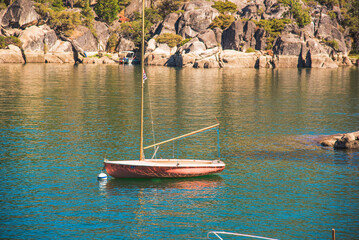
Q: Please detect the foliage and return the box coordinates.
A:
[51,10,82,35]
[341,0,359,53]
[306,0,318,7]
[119,21,140,41]
[253,19,291,37]
[118,0,131,12]
[81,0,97,38]
[211,1,237,14]
[280,0,311,27]
[133,8,162,24]
[123,7,163,48]
[252,19,291,50]
[328,10,337,20]
[94,0,120,24]
[180,38,191,46]
[323,39,339,50]
[209,14,235,30]
[157,0,185,19]
[0,0,7,10]
[63,0,91,8]
[266,36,275,50]
[34,0,64,11]
[314,0,338,7]
[51,0,64,11]
[245,48,256,53]
[119,20,152,48]
[348,53,359,59]
[35,3,81,36]
[107,33,119,52]
[175,10,185,14]
[0,36,22,49]
[81,0,94,21]
[155,33,183,48]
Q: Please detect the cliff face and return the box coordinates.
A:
[145,0,355,68]
[0,0,357,67]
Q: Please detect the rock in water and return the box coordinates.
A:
[334,132,359,150]
[316,131,359,150]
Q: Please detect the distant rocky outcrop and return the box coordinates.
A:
[145,0,354,69]
[0,0,357,66]
[316,131,359,150]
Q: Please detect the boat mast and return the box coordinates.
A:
[140,0,145,161]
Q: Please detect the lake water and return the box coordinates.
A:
[0,64,358,239]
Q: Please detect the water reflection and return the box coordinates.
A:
[100,175,223,194]
[97,175,225,239]
[1,64,358,239]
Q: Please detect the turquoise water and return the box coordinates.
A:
[0,64,358,239]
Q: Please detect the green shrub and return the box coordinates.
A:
[157,0,185,18]
[133,8,162,24]
[212,1,237,14]
[341,2,359,53]
[323,39,339,50]
[81,0,94,21]
[253,19,291,37]
[0,0,7,10]
[209,14,235,30]
[155,33,183,48]
[118,0,131,12]
[348,53,359,59]
[107,33,119,52]
[81,0,97,39]
[94,0,120,24]
[41,6,81,35]
[119,21,140,45]
[174,10,185,14]
[266,36,275,50]
[119,20,152,48]
[252,19,291,50]
[128,8,162,47]
[34,0,65,11]
[307,0,318,7]
[280,0,311,27]
[0,36,22,49]
[51,0,64,11]
[315,0,338,7]
[51,10,82,36]
[328,10,337,20]
[36,2,87,36]
[180,38,191,46]
[245,48,256,53]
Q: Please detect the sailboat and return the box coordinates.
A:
[103,0,225,178]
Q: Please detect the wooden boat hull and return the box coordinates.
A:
[104,159,225,178]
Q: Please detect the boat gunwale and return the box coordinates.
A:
[104,159,225,167]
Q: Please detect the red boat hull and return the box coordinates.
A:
[104,159,225,178]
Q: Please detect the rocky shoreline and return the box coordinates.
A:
[0,0,358,67]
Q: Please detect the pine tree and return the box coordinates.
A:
[94,0,120,24]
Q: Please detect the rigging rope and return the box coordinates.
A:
[146,72,157,158]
